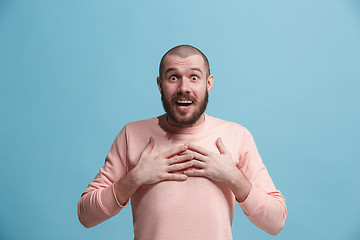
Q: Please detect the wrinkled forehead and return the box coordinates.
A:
[162,54,207,73]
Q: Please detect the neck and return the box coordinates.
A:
[165,114,205,128]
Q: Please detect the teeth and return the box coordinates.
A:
[176,100,193,107]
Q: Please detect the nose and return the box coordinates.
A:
[178,78,190,94]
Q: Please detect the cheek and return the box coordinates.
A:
[194,86,207,98]
[162,85,177,97]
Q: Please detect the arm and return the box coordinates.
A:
[77,127,128,228]
[184,134,287,235]
[236,130,287,235]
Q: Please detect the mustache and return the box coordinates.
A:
[171,92,196,102]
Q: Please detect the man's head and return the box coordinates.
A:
[159,45,210,81]
[157,45,214,127]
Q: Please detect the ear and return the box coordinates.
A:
[207,74,214,94]
[157,76,162,93]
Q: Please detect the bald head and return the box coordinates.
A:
[159,45,210,80]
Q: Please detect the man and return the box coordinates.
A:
[78,45,287,239]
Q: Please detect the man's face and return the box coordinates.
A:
[157,54,214,127]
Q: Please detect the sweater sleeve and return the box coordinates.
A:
[77,126,129,228]
[237,129,287,235]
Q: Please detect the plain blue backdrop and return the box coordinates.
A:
[1,0,359,239]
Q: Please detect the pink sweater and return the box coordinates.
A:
[78,114,287,239]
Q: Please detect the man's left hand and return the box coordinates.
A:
[183,138,238,183]
[183,138,252,202]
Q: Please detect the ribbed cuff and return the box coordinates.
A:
[112,184,129,208]
[100,184,128,216]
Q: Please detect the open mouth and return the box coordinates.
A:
[176,100,193,107]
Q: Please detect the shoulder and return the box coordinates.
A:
[123,116,161,136]
[206,114,250,134]
[125,117,158,128]
[205,114,255,144]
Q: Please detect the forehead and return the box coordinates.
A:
[163,54,206,73]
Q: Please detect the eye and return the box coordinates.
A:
[191,75,198,81]
[169,75,178,81]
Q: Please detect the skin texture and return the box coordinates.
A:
[114,53,251,206]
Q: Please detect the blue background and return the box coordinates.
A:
[1,0,359,239]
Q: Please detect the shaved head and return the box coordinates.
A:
[159,45,210,80]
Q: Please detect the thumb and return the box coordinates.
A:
[142,137,155,155]
[216,137,228,154]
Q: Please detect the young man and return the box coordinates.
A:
[78,45,287,239]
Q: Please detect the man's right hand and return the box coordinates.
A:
[114,137,193,206]
[133,137,194,185]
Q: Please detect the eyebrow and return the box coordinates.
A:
[190,67,202,73]
[165,67,203,75]
[165,68,177,75]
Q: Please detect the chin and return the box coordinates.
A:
[171,113,201,126]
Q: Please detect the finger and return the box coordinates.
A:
[160,144,188,159]
[216,138,229,154]
[167,161,193,172]
[142,137,155,155]
[177,150,191,155]
[163,173,188,181]
[189,152,207,162]
[168,154,193,165]
[190,160,206,169]
[187,143,210,156]
[183,169,206,177]
[177,149,197,156]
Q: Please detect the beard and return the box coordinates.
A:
[161,89,208,127]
